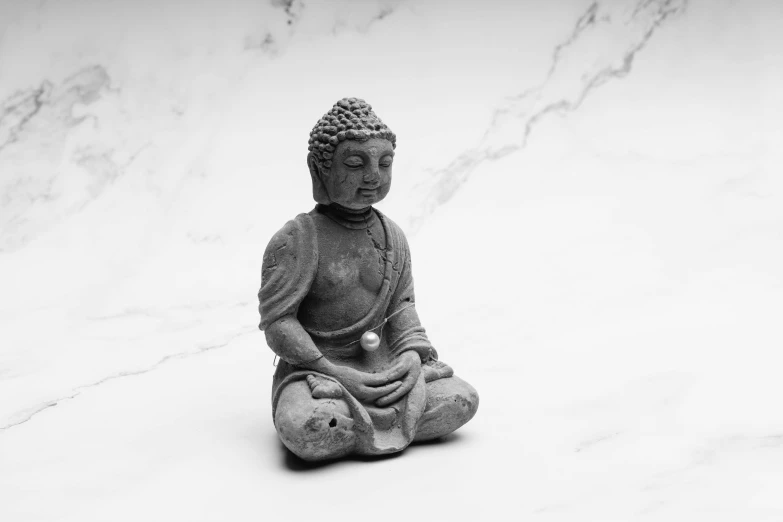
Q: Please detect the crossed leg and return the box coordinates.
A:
[414,376,479,442]
[274,380,357,462]
[274,376,479,461]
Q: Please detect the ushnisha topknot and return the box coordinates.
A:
[308,97,396,170]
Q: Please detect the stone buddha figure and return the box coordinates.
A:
[258,98,478,462]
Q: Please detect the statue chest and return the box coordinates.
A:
[298,215,390,331]
[310,223,387,299]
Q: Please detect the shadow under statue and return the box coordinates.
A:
[258,98,479,462]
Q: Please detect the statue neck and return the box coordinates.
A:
[317,203,376,230]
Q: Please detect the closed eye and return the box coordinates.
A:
[344,156,364,168]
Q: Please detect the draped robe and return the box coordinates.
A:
[258,207,447,455]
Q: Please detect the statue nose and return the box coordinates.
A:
[363,169,380,185]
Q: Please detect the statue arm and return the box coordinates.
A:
[264,314,324,366]
[374,233,431,406]
[258,216,321,365]
[386,300,433,362]
[385,227,434,363]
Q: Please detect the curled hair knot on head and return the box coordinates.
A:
[308,97,396,172]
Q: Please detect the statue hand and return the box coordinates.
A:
[328,364,402,403]
[375,350,421,407]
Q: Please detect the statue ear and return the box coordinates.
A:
[308,152,331,205]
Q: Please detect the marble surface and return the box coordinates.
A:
[1,0,782,519]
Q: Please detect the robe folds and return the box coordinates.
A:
[258,207,447,455]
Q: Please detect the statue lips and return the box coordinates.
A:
[358,187,379,198]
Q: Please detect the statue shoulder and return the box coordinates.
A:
[259,213,318,330]
[374,209,410,249]
[262,213,317,266]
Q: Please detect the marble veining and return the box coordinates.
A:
[0,66,117,252]
[408,0,687,229]
[0,0,781,519]
[0,325,256,431]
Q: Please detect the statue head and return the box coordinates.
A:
[308,98,396,209]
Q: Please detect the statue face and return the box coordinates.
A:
[315,138,394,209]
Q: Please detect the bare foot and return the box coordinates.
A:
[422,359,454,383]
[306,374,343,399]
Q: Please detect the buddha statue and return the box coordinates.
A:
[258,98,478,462]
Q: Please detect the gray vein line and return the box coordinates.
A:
[0,326,256,432]
[408,0,687,230]
[0,81,51,151]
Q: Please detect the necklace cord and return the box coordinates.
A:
[271,302,416,367]
[339,301,416,348]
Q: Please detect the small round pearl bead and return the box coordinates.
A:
[360,331,380,351]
